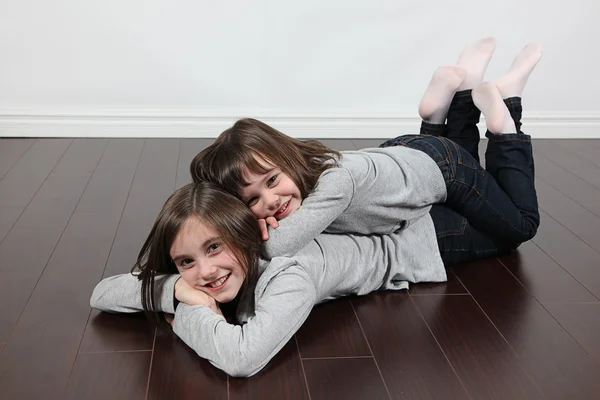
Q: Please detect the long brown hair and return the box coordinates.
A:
[132,181,261,324]
[190,118,341,200]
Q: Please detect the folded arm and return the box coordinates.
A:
[173,264,316,377]
[262,167,353,259]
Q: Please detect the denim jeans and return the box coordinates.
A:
[380,91,539,266]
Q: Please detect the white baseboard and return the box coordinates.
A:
[1,111,599,138]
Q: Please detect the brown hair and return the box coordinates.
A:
[190,118,341,200]
[132,181,261,324]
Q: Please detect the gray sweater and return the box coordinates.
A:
[262,146,447,263]
[90,222,447,378]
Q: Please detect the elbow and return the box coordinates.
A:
[89,282,113,312]
[262,243,294,260]
[89,286,105,311]
[217,350,267,378]
[226,368,252,378]
[223,361,261,378]
[262,235,297,259]
[261,239,282,259]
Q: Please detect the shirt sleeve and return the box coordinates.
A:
[90,273,180,314]
[172,264,316,377]
[261,167,354,259]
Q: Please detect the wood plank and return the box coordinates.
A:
[413,294,546,399]
[544,302,600,364]
[0,139,143,400]
[64,352,151,400]
[533,140,600,190]
[102,139,180,278]
[80,139,179,352]
[80,312,154,353]
[498,241,597,302]
[302,358,389,400]
[454,258,600,399]
[296,298,371,358]
[148,329,228,400]
[229,339,309,400]
[534,153,600,218]
[353,292,469,399]
[552,139,600,168]
[176,138,214,189]
[0,139,35,181]
[0,139,108,341]
[536,178,600,252]
[532,211,600,299]
[0,138,71,242]
[409,268,468,295]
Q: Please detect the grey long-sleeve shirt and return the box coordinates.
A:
[262,146,447,260]
[90,220,446,378]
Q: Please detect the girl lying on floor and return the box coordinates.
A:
[91,39,541,377]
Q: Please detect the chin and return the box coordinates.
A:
[217,293,236,304]
[219,285,243,303]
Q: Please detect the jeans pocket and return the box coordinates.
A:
[449,139,485,176]
[436,215,468,238]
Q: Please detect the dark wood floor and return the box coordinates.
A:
[1,137,600,400]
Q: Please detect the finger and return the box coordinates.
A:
[258,219,269,241]
[266,216,279,229]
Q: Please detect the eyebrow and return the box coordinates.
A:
[171,236,222,264]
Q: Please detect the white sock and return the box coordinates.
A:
[457,37,497,90]
[496,43,543,98]
[473,82,516,134]
[418,66,467,124]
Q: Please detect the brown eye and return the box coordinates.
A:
[247,197,258,207]
[208,243,221,253]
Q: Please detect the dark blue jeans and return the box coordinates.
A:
[381,91,539,266]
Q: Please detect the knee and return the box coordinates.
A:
[512,218,539,247]
[524,214,540,241]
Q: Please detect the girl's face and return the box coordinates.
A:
[239,156,302,221]
[170,217,246,303]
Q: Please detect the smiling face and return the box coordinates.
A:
[170,217,246,304]
[239,155,302,220]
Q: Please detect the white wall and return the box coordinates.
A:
[1,0,599,138]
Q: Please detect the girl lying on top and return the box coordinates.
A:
[91,39,541,377]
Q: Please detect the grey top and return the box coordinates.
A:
[90,222,446,378]
[262,146,447,259]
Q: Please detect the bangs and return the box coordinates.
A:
[195,211,251,277]
[241,152,275,185]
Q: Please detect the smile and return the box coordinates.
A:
[206,273,231,290]
[275,200,290,218]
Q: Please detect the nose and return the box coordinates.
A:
[197,261,218,283]
[264,191,280,211]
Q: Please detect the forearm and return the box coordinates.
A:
[262,168,353,258]
[90,273,180,314]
